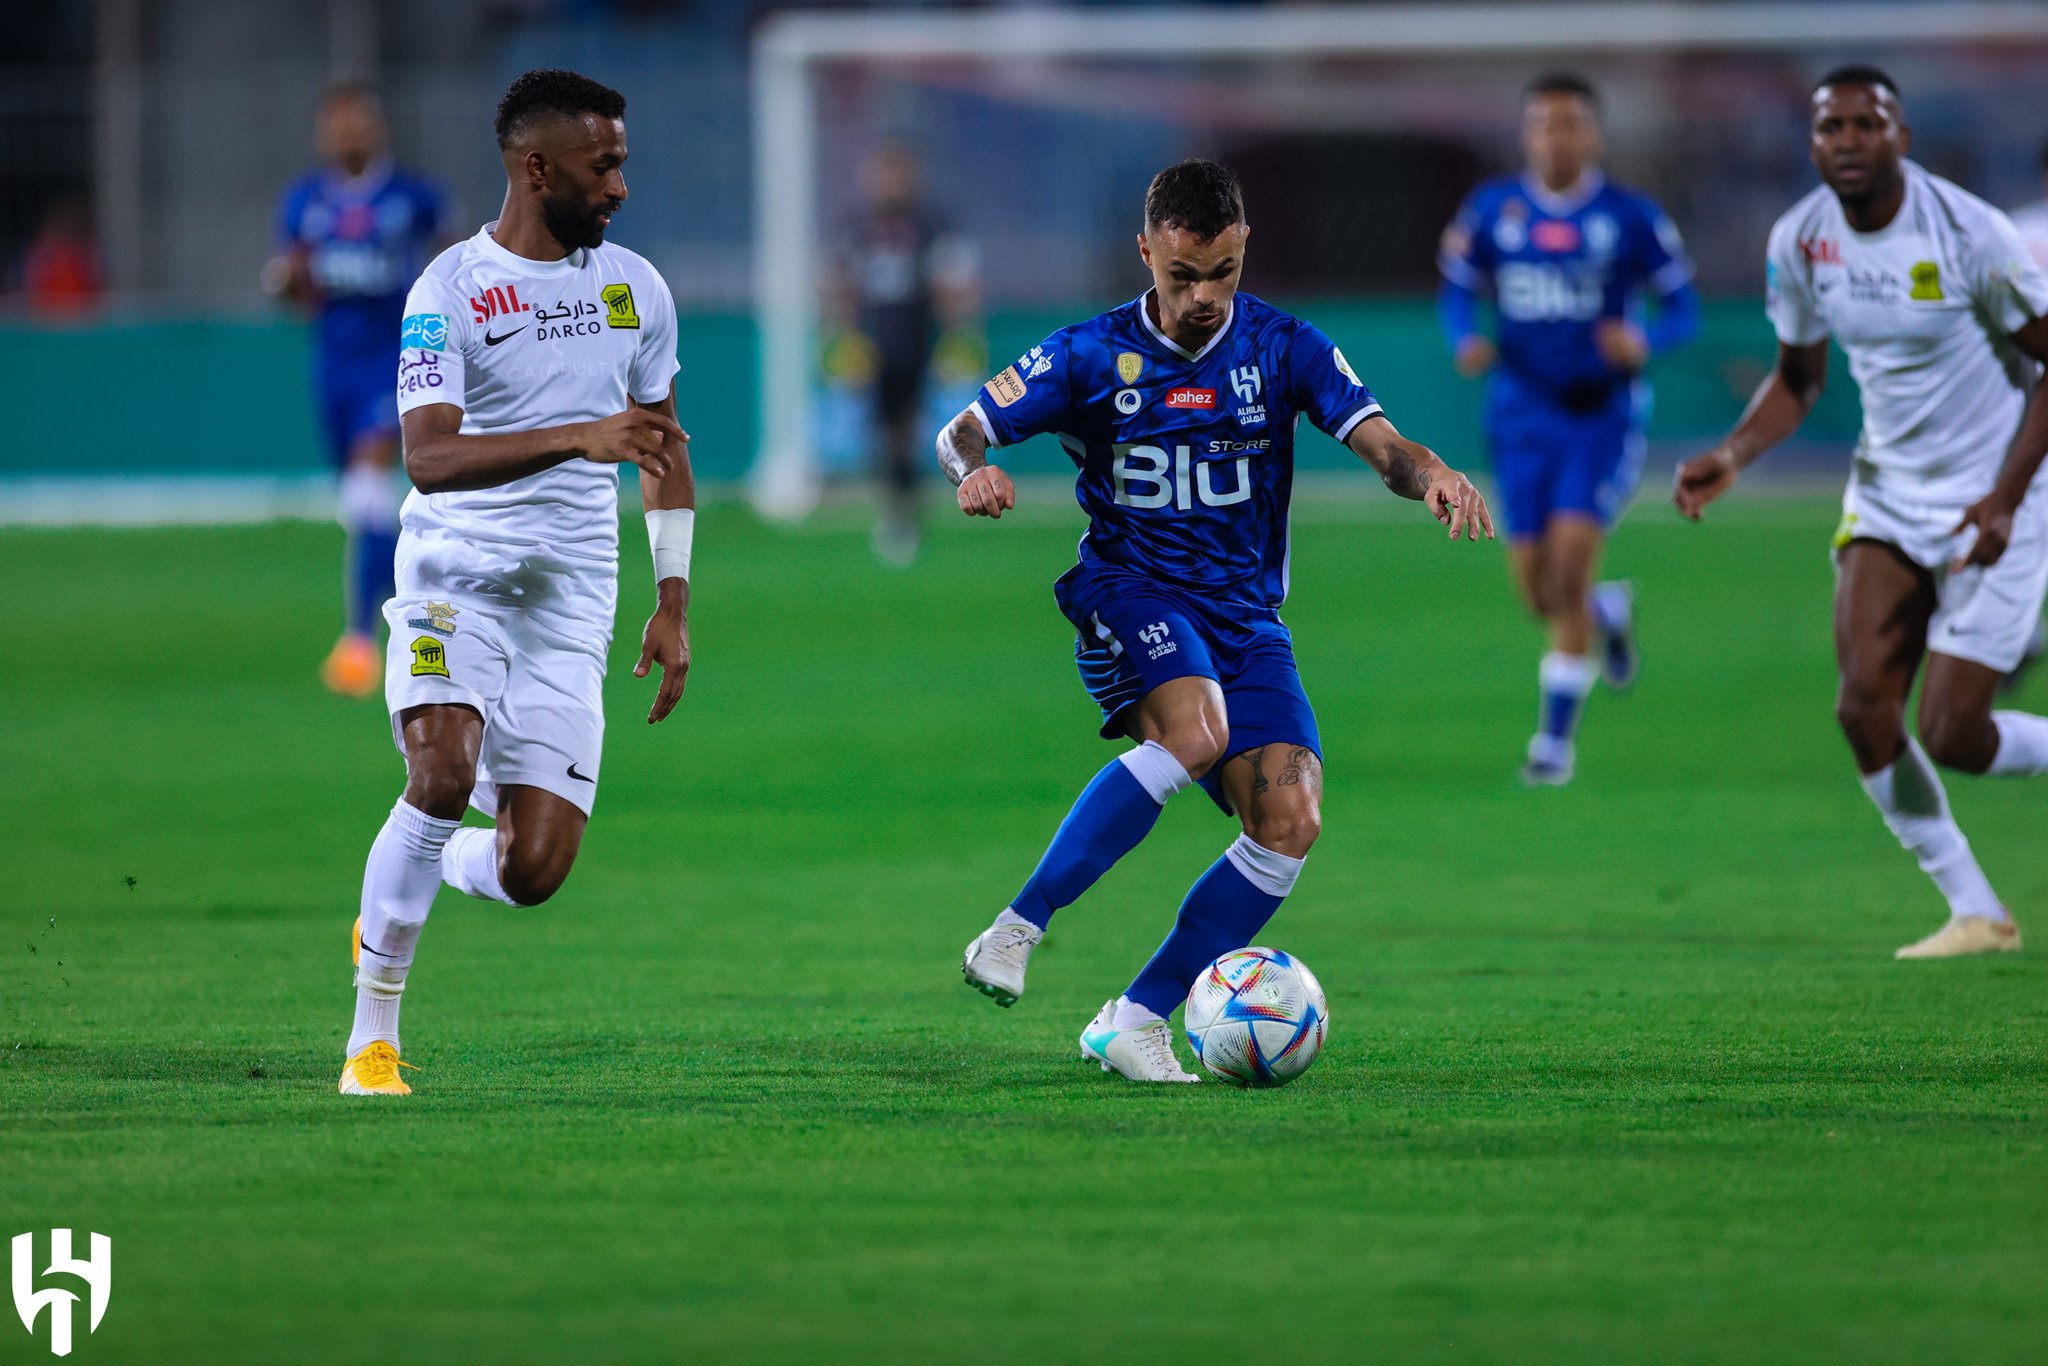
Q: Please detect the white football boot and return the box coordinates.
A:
[1079,1000,1200,1083]
[962,915,1041,1007]
[1895,915,2021,959]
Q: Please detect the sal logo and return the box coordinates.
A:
[12,1230,111,1358]
[1164,388,1216,411]
[1798,237,1841,266]
[469,284,530,324]
[601,283,639,329]
[410,636,449,679]
[405,601,459,637]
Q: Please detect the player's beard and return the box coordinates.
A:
[541,189,612,252]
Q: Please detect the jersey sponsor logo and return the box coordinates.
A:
[470,284,531,324]
[1022,345,1054,381]
[1496,262,1602,322]
[1531,219,1580,253]
[483,323,528,346]
[1798,237,1841,266]
[601,283,640,329]
[1112,443,1253,511]
[409,636,449,678]
[1847,267,1900,305]
[987,365,1028,408]
[397,352,446,397]
[1207,438,1270,454]
[1164,387,1216,410]
[1332,348,1363,387]
[400,313,448,351]
[1114,388,1142,415]
[1116,351,1144,385]
[534,298,604,341]
[1909,261,1944,301]
[405,601,459,636]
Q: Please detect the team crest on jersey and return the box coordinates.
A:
[1116,351,1144,385]
[410,636,449,678]
[400,313,448,351]
[406,601,459,636]
[1909,261,1944,301]
[601,283,640,329]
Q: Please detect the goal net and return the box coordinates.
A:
[748,2,2048,517]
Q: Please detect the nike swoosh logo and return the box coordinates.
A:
[1081,1028,1118,1056]
[484,325,527,346]
[566,762,594,783]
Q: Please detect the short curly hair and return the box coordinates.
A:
[1144,159,1245,239]
[494,69,627,149]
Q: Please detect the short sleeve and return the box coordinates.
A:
[1285,322,1383,443]
[1635,200,1695,296]
[973,331,1076,446]
[396,275,469,416]
[274,182,308,251]
[1963,208,2048,336]
[1764,217,1828,346]
[1438,194,1490,289]
[629,272,681,405]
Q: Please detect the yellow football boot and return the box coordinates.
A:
[339,1040,416,1096]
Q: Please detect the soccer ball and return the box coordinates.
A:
[1183,947,1328,1088]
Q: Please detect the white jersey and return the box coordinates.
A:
[393,224,679,644]
[2009,198,2048,274]
[1765,163,2048,505]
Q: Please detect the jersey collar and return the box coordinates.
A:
[1138,289,1235,363]
[321,155,395,202]
[473,222,587,277]
[1520,168,1605,217]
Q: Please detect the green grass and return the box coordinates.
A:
[3,495,2044,1364]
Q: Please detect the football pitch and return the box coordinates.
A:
[3,493,2043,1364]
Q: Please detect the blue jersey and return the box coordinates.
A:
[275,160,448,372]
[1438,172,1696,408]
[974,292,1382,609]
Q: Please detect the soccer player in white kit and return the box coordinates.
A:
[340,70,696,1094]
[1675,67,2048,959]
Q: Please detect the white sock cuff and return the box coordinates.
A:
[338,463,401,530]
[1539,652,1599,695]
[392,799,462,844]
[1990,710,2048,776]
[1224,834,1306,899]
[1118,740,1193,804]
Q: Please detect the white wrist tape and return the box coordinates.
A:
[645,507,695,584]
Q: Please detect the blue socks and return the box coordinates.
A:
[339,463,401,637]
[1125,834,1305,1018]
[1011,741,1191,929]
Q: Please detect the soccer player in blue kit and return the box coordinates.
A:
[269,84,452,695]
[943,161,1494,1082]
[1439,74,1702,784]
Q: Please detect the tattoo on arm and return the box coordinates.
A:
[936,410,990,487]
[1380,447,1429,500]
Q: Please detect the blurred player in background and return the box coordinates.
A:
[827,143,982,566]
[947,160,1492,1082]
[268,84,452,696]
[2002,136,2048,686]
[340,70,693,1095]
[1676,67,2048,959]
[1439,74,1701,785]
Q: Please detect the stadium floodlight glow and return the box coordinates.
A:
[749,1,2048,519]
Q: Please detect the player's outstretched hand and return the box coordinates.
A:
[583,408,686,479]
[1951,490,2019,571]
[1453,335,1497,380]
[635,607,690,724]
[958,464,1016,519]
[1673,449,1737,520]
[1424,468,1495,543]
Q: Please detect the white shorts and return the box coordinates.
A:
[1833,478,2048,672]
[382,595,609,816]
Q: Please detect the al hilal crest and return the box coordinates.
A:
[1116,351,1143,385]
[12,1230,111,1357]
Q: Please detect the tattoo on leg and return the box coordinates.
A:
[1238,746,1269,794]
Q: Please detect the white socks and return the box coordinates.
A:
[1223,833,1306,898]
[442,825,520,904]
[349,800,459,1055]
[1859,739,2008,924]
[1118,740,1194,804]
[1989,711,2048,776]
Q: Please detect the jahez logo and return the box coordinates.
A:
[1164,388,1216,411]
[1531,220,1580,253]
[469,285,532,323]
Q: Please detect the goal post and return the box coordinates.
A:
[749,1,2048,519]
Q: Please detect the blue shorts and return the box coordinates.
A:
[1055,564,1321,815]
[316,360,399,466]
[1487,386,1647,540]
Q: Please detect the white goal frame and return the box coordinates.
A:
[749,1,2048,517]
